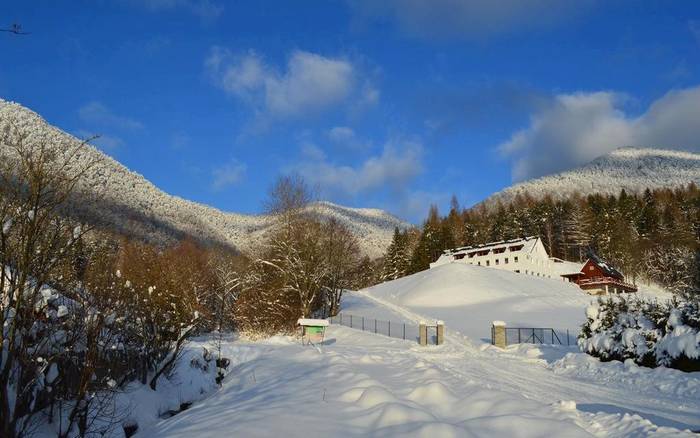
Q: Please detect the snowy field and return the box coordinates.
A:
[37,264,692,437]
[138,325,699,437]
[133,266,699,437]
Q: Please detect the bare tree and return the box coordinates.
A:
[1,23,30,35]
[0,119,100,437]
[320,218,360,317]
[264,173,315,217]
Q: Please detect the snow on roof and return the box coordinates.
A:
[586,251,624,279]
[297,318,329,326]
[443,236,539,256]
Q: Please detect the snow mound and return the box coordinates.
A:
[372,402,437,428]
[359,263,595,342]
[356,385,399,408]
[406,381,459,405]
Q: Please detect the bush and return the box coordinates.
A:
[580,296,700,372]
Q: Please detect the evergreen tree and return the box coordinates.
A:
[409,205,444,273]
[381,227,411,281]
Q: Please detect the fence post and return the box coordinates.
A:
[362,317,365,331]
[340,313,342,325]
[388,320,391,337]
[436,321,444,345]
[518,328,521,344]
[419,322,427,346]
[551,330,554,345]
[492,321,506,348]
[567,329,570,346]
[374,319,377,334]
[350,315,353,328]
[403,323,406,340]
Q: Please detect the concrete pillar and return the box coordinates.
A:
[419,322,427,346]
[492,321,506,348]
[436,321,444,345]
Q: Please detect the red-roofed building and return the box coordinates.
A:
[561,254,637,295]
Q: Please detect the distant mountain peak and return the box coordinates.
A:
[482,147,700,207]
[0,99,410,258]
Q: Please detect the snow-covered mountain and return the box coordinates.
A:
[0,99,409,258]
[483,147,700,207]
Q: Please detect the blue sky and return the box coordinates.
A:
[2,1,700,222]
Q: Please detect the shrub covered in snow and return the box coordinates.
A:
[580,295,700,371]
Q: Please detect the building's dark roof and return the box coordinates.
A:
[442,236,538,256]
[586,250,624,279]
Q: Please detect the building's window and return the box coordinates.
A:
[495,259,499,265]
[515,270,520,273]
[514,256,519,263]
[477,261,481,266]
[589,265,595,271]
[486,260,490,266]
[505,258,509,264]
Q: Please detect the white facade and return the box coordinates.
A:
[430,236,575,280]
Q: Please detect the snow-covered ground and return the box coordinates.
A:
[138,325,698,437]
[133,266,698,437]
[349,263,597,343]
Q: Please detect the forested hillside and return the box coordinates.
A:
[0,99,409,258]
[483,148,700,208]
[381,186,700,293]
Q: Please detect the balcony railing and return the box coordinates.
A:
[578,276,637,291]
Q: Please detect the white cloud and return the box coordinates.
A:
[499,86,700,181]
[300,142,327,161]
[206,48,374,119]
[350,0,594,40]
[78,101,143,131]
[211,159,247,190]
[690,20,700,45]
[327,126,371,150]
[139,0,223,20]
[295,140,423,197]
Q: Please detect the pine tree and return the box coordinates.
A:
[409,205,444,273]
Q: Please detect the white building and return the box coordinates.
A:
[430,236,577,279]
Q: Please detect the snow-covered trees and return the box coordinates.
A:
[409,205,454,274]
[381,227,412,281]
[0,121,100,437]
[0,117,238,437]
[387,185,699,291]
[580,295,700,372]
[234,176,361,335]
[0,100,407,261]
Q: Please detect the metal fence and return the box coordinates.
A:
[328,312,420,342]
[492,326,572,346]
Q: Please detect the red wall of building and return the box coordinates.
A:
[580,259,605,280]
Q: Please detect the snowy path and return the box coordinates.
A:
[354,290,700,433]
[139,327,690,437]
[137,288,698,437]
